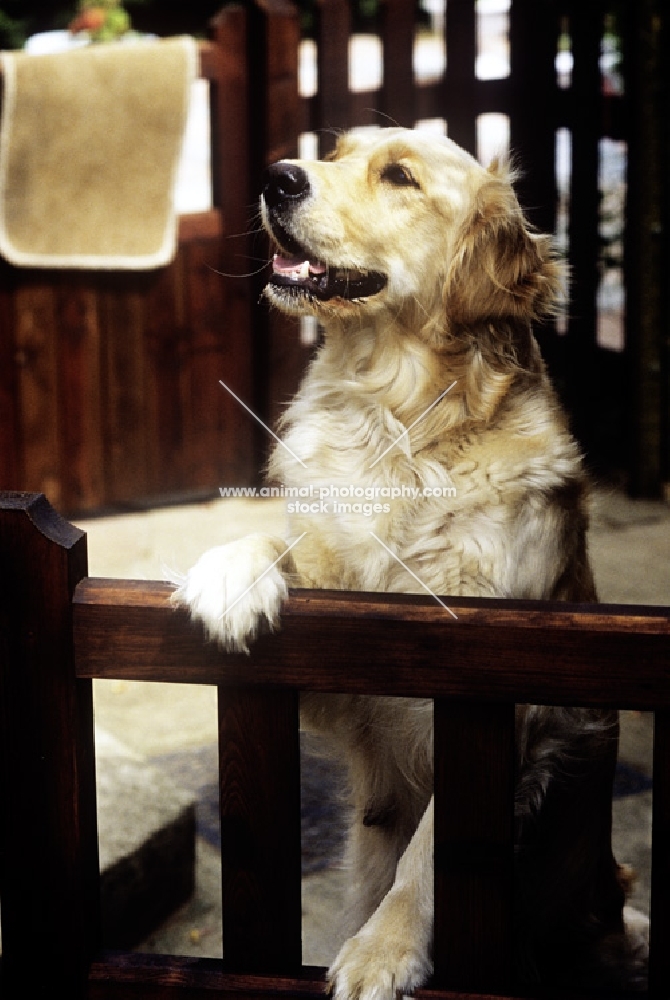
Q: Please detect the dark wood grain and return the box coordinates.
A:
[86,952,637,1000]
[263,0,311,441]
[100,277,148,504]
[0,263,20,492]
[381,0,416,127]
[88,953,327,999]
[508,0,558,236]
[208,5,258,481]
[624,0,666,495]
[56,276,105,510]
[434,702,515,992]
[219,689,302,972]
[564,3,602,453]
[178,210,225,242]
[650,709,670,993]
[73,579,670,709]
[443,0,476,154]
[13,281,61,504]
[0,494,100,996]
[314,0,351,155]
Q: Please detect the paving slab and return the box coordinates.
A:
[95,728,196,949]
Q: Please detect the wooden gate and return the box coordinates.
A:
[1,490,669,997]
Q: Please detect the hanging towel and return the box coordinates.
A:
[0,36,197,270]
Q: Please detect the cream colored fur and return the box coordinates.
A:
[173,128,647,996]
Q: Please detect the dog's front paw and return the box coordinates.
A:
[328,891,431,1000]
[622,905,649,989]
[171,534,291,653]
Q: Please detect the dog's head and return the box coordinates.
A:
[261,127,563,334]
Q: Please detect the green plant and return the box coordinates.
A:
[69,0,131,41]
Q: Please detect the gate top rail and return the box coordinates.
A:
[73,576,670,710]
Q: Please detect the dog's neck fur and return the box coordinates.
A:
[292,308,547,432]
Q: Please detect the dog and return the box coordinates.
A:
[173,127,648,995]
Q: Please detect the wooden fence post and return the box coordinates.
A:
[219,688,302,972]
[625,0,666,496]
[433,700,515,993]
[381,0,416,128]
[315,0,352,158]
[210,0,305,471]
[443,0,476,156]
[0,492,99,997]
[650,710,670,993]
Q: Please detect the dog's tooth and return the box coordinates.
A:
[298,260,310,280]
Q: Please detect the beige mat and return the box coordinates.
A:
[0,36,197,270]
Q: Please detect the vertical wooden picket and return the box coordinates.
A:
[219,688,302,972]
[315,0,352,157]
[443,0,477,154]
[381,0,416,127]
[564,2,603,455]
[433,700,515,993]
[0,493,99,996]
[650,710,670,993]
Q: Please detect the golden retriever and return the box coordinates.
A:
[173,127,648,994]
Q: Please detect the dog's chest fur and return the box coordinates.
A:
[268,342,585,600]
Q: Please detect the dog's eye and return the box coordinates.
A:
[380,163,420,189]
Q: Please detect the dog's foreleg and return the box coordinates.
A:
[328,796,434,1000]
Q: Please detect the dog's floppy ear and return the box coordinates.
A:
[444,161,565,325]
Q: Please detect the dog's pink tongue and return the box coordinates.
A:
[273,254,326,277]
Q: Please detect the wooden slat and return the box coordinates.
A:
[650,709,670,993]
[219,689,302,971]
[209,7,249,224]
[381,0,416,127]
[0,494,100,996]
[86,952,641,1000]
[624,0,666,494]
[178,210,224,242]
[0,264,19,491]
[263,0,309,447]
[13,282,61,504]
[86,953,543,1000]
[443,0,476,154]
[265,0,302,163]
[207,6,258,479]
[182,239,243,489]
[315,0,352,156]
[198,40,224,82]
[140,259,185,497]
[56,276,105,512]
[88,955,326,1000]
[564,1,603,454]
[434,702,514,992]
[99,277,148,503]
[73,579,670,708]
[508,0,558,235]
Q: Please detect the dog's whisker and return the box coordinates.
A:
[208,260,272,280]
[367,109,401,129]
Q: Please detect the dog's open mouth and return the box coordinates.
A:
[269,252,387,302]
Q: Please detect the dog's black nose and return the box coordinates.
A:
[263,162,310,209]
